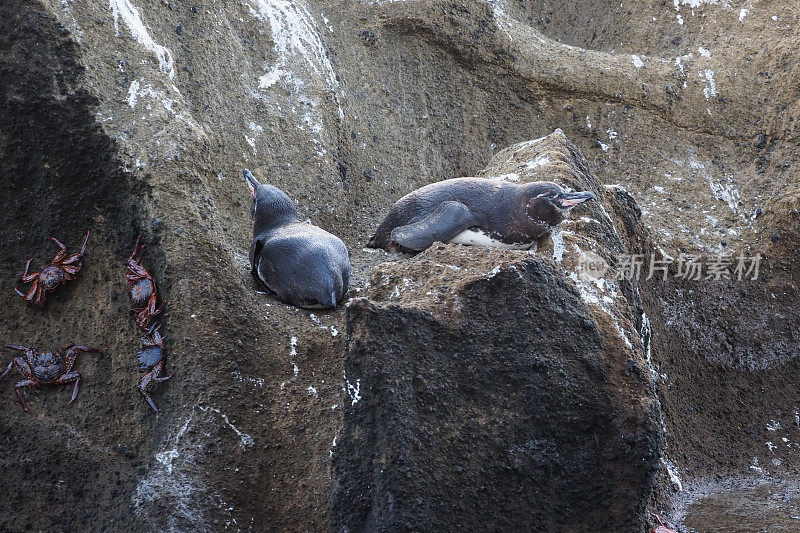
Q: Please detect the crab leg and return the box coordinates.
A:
[20,259,37,282]
[62,345,102,373]
[56,232,88,266]
[50,237,68,263]
[0,360,14,382]
[0,357,31,383]
[1,350,35,412]
[125,261,151,280]
[5,344,35,362]
[79,230,90,255]
[13,380,35,412]
[136,295,166,330]
[139,360,173,412]
[25,281,43,307]
[24,281,38,301]
[128,236,144,263]
[55,371,82,403]
[15,260,39,299]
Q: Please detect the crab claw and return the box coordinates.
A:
[144,394,159,412]
[79,230,90,256]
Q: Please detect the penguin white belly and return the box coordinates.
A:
[447,229,534,250]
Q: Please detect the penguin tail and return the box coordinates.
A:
[314,288,338,309]
[366,234,378,248]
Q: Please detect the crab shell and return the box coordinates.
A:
[136,345,164,373]
[31,352,66,383]
[129,277,156,309]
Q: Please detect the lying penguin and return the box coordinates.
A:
[244,169,350,309]
[367,177,595,252]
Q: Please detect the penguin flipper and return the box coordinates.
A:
[390,201,477,252]
[250,238,276,294]
[250,238,263,284]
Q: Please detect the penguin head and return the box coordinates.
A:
[525,182,595,226]
[243,169,299,231]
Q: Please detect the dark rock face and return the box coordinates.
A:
[0,3,147,531]
[334,257,661,531]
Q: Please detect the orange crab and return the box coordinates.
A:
[14,231,90,307]
[126,235,166,331]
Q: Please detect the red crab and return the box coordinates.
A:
[126,235,166,331]
[136,325,173,411]
[14,231,90,307]
[651,514,678,533]
[0,343,102,412]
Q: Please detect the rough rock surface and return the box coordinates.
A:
[1,0,799,530]
[333,133,665,531]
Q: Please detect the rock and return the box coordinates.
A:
[333,132,662,531]
[3,0,800,529]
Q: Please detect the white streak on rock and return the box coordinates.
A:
[126,80,140,108]
[198,405,255,448]
[344,372,361,405]
[699,69,717,99]
[321,12,334,33]
[551,228,565,263]
[247,0,344,124]
[675,0,718,7]
[109,0,175,79]
[632,55,644,69]
[133,413,208,531]
[525,155,550,169]
[258,67,288,89]
[688,151,741,213]
[662,458,683,491]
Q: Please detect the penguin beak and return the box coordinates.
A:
[243,169,259,197]
[557,191,595,208]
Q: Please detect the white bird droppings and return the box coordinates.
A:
[699,69,717,99]
[109,0,175,79]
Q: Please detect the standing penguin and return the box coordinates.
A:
[367,177,595,253]
[244,169,351,309]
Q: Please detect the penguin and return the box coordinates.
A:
[244,169,351,309]
[367,177,595,253]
